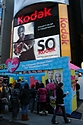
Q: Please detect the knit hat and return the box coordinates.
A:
[31,83,35,88]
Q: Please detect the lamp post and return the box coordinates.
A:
[0,2,6,9]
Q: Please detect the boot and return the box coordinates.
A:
[25,114,29,120]
[21,114,25,121]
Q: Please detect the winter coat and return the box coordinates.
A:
[11,88,20,101]
[0,87,6,99]
[56,87,66,105]
[38,88,47,102]
[20,88,30,106]
[30,88,36,99]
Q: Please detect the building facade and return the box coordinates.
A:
[0,0,14,63]
[0,0,83,67]
[68,0,83,67]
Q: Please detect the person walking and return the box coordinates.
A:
[51,83,71,124]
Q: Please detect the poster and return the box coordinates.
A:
[12,22,35,61]
[45,69,63,107]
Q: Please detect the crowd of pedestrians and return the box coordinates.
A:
[0,79,71,124]
[0,79,48,120]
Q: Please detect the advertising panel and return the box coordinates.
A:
[12,5,60,62]
[58,4,71,60]
[14,0,69,17]
[34,35,60,60]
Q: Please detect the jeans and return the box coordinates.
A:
[51,104,68,123]
[22,104,29,115]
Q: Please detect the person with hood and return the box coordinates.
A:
[38,83,48,115]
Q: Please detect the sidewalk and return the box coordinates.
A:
[1,107,83,125]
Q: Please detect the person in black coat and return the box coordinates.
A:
[20,83,30,121]
[76,80,80,101]
[11,83,21,120]
[51,83,71,124]
[30,84,36,112]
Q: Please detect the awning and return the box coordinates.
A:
[69,63,80,70]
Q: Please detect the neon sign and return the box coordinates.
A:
[17,7,52,25]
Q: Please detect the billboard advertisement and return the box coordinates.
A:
[12,5,60,62]
[58,4,71,60]
[14,0,69,17]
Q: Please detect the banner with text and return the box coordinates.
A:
[58,4,71,60]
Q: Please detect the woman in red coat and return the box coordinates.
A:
[38,83,47,115]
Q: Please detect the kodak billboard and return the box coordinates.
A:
[58,4,71,60]
[12,0,71,62]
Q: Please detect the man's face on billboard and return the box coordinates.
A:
[48,70,54,79]
[18,27,25,39]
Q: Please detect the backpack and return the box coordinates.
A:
[11,88,20,100]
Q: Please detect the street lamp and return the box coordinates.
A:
[0,2,6,9]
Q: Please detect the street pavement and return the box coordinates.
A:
[1,105,83,125]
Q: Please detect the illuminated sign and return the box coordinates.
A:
[13,5,60,62]
[58,4,71,60]
[34,35,60,60]
[17,7,52,25]
[60,18,69,44]
[38,37,55,54]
